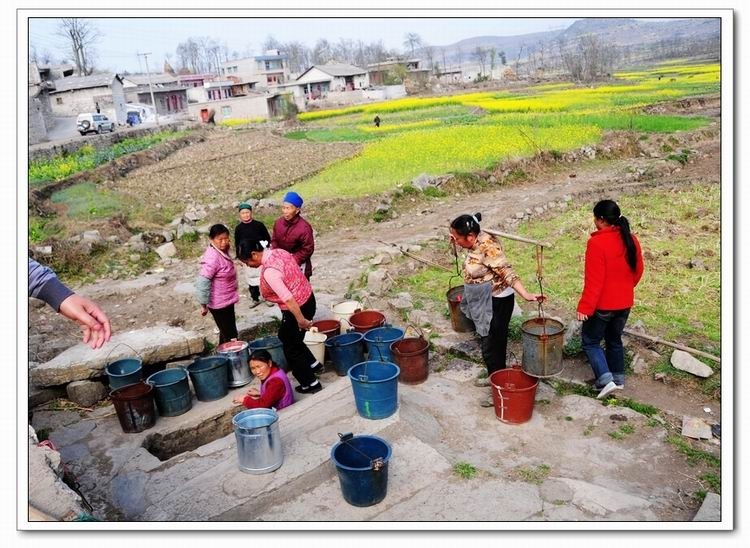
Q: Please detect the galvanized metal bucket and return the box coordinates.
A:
[521,317,565,378]
[232,408,283,474]
[217,340,252,388]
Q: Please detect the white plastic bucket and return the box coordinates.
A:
[304,328,327,365]
[331,300,361,330]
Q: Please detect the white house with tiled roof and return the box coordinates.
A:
[293,62,370,98]
[48,73,127,124]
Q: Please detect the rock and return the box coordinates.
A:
[581,146,596,159]
[407,309,432,326]
[563,320,581,345]
[30,297,46,309]
[389,295,413,311]
[142,231,166,246]
[29,384,66,408]
[82,230,103,243]
[525,208,533,215]
[681,416,712,439]
[376,202,391,213]
[30,326,205,387]
[512,301,524,318]
[161,230,175,243]
[367,269,392,295]
[688,258,706,270]
[370,254,392,266]
[155,242,177,260]
[28,427,87,521]
[33,245,52,255]
[196,224,211,235]
[169,217,184,227]
[129,254,141,262]
[515,212,525,219]
[176,223,198,239]
[670,350,713,378]
[630,352,648,375]
[405,244,422,253]
[534,207,544,215]
[184,209,206,222]
[66,380,108,407]
[129,240,149,254]
[654,372,668,383]
[692,492,721,521]
[412,173,433,190]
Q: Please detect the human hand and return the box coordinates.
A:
[576,312,588,321]
[248,388,260,397]
[58,294,112,350]
[297,317,313,330]
[232,395,246,405]
[524,293,546,303]
[200,305,208,317]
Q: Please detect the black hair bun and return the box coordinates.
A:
[474,212,482,222]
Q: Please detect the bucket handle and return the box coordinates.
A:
[405,324,425,340]
[105,342,142,366]
[337,432,385,472]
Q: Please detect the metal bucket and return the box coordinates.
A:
[146,367,192,417]
[232,408,283,474]
[331,301,361,331]
[391,337,429,384]
[187,357,229,402]
[521,318,565,378]
[446,286,475,333]
[248,336,288,372]
[110,382,156,433]
[217,340,252,388]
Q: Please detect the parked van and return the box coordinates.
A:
[77,113,116,135]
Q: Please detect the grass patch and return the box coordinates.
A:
[453,461,478,479]
[562,337,583,357]
[514,464,551,485]
[609,423,635,440]
[29,130,192,184]
[550,379,597,398]
[666,435,721,468]
[50,182,123,219]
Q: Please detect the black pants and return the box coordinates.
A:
[480,293,515,375]
[208,304,238,345]
[248,285,260,301]
[278,294,317,387]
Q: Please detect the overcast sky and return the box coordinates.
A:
[28,17,584,73]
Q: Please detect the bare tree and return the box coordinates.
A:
[30,44,56,65]
[56,18,100,76]
[423,46,435,73]
[473,46,487,75]
[261,35,282,52]
[514,43,525,79]
[312,39,333,64]
[403,32,422,58]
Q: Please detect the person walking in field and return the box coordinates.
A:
[576,199,644,399]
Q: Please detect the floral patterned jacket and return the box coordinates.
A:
[462,231,519,296]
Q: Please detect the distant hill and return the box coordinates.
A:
[420,18,720,70]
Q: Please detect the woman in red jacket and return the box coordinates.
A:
[271,191,314,280]
[232,349,294,410]
[576,200,644,399]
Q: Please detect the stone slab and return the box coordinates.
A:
[30,325,205,387]
[681,416,712,439]
[692,492,721,521]
[671,350,714,378]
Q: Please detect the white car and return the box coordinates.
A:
[77,113,116,135]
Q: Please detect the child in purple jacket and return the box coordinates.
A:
[195,224,239,344]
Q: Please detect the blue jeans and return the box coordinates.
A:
[581,309,630,388]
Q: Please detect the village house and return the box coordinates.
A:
[122,73,188,115]
[293,62,370,99]
[28,62,54,144]
[367,57,431,86]
[187,89,290,123]
[47,72,128,125]
[219,49,290,89]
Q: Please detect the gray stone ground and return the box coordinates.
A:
[30,350,716,524]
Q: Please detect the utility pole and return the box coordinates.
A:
[138,52,160,126]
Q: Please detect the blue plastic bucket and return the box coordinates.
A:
[347,361,400,420]
[232,408,283,474]
[325,332,366,376]
[146,367,192,417]
[363,327,405,363]
[248,336,288,372]
[331,435,392,507]
[187,357,229,402]
[105,358,143,390]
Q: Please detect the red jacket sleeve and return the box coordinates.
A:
[243,377,286,409]
[577,238,606,316]
[291,220,314,266]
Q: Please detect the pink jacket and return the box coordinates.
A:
[199,245,239,309]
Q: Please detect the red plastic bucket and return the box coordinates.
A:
[489,366,538,424]
[348,310,386,334]
[391,337,429,384]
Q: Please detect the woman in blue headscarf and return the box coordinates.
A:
[271,191,315,280]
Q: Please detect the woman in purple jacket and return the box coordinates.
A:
[271,191,315,280]
[195,224,239,344]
